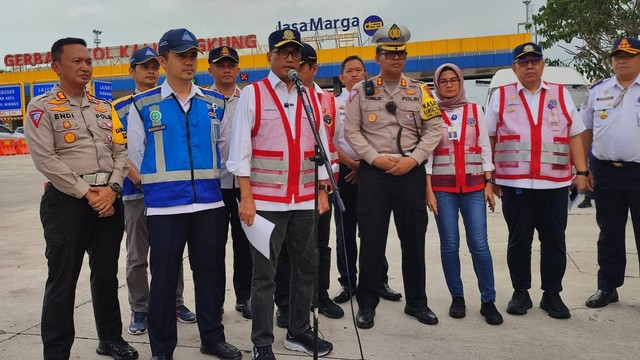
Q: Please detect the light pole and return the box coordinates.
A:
[92,30,102,48]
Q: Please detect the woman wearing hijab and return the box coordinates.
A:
[426,63,503,325]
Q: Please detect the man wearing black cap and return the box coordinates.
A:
[227,29,333,359]
[582,37,640,309]
[273,43,345,320]
[344,23,443,329]
[207,46,253,319]
[485,41,589,319]
[126,28,241,360]
[112,46,197,336]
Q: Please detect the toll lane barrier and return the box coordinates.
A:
[14,138,30,154]
[0,139,18,156]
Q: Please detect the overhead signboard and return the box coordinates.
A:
[32,82,56,97]
[0,84,24,117]
[93,80,112,101]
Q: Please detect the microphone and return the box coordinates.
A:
[288,69,304,89]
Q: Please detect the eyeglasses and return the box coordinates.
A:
[514,56,543,67]
[271,49,302,60]
[438,77,460,86]
[380,51,408,60]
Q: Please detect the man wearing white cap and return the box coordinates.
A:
[344,23,443,329]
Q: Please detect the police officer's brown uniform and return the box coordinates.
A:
[25,38,135,359]
[344,24,443,328]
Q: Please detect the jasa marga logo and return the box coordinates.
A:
[276,16,359,32]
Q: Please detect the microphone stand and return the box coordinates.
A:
[293,80,345,360]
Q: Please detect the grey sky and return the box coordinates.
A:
[2,0,540,58]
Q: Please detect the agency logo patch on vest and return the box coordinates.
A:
[323,114,333,126]
[467,117,477,126]
[150,110,162,123]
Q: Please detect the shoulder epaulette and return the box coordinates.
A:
[588,78,608,90]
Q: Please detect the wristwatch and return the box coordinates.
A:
[318,184,332,193]
[484,178,495,185]
[576,170,590,177]
[109,182,122,195]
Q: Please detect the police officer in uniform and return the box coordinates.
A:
[344,24,443,329]
[583,37,640,308]
[25,37,138,360]
[207,46,253,319]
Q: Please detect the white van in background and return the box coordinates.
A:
[484,66,589,110]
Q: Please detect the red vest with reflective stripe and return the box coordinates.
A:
[431,103,485,193]
[495,82,573,181]
[250,79,321,203]
[318,88,339,181]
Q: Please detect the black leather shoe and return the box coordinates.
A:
[379,283,402,301]
[333,286,355,304]
[506,290,533,315]
[585,289,619,308]
[151,357,172,360]
[449,297,466,318]
[356,309,375,329]
[319,298,344,319]
[404,305,438,325]
[235,299,252,319]
[480,302,503,325]
[276,305,289,328]
[200,342,242,360]
[540,292,571,319]
[577,199,592,208]
[96,338,139,360]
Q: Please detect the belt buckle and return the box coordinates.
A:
[83,173,97,185]
[612,162,624,168]
[96,172,111,185]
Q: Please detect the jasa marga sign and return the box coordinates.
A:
[276,16,365,33]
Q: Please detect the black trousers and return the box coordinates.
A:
[356,163,428,310]
[501,186,568,293]
[274,193,334,305]
[218,188,253,305]
[147,208,226,357]
[592,159,640,290]
[40,184,124,360]
[334,163,390,291]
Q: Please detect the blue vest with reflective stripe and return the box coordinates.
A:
[112,95,143,199]
[132,87,225,207]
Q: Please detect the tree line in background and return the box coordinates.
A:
[533,0,640,81]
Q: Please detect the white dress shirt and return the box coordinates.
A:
[581,75,640,163]
[127,80,224,215]
[334,89,360,161]
[227,71,329,211]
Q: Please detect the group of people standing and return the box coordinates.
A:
[23,20,640,360]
